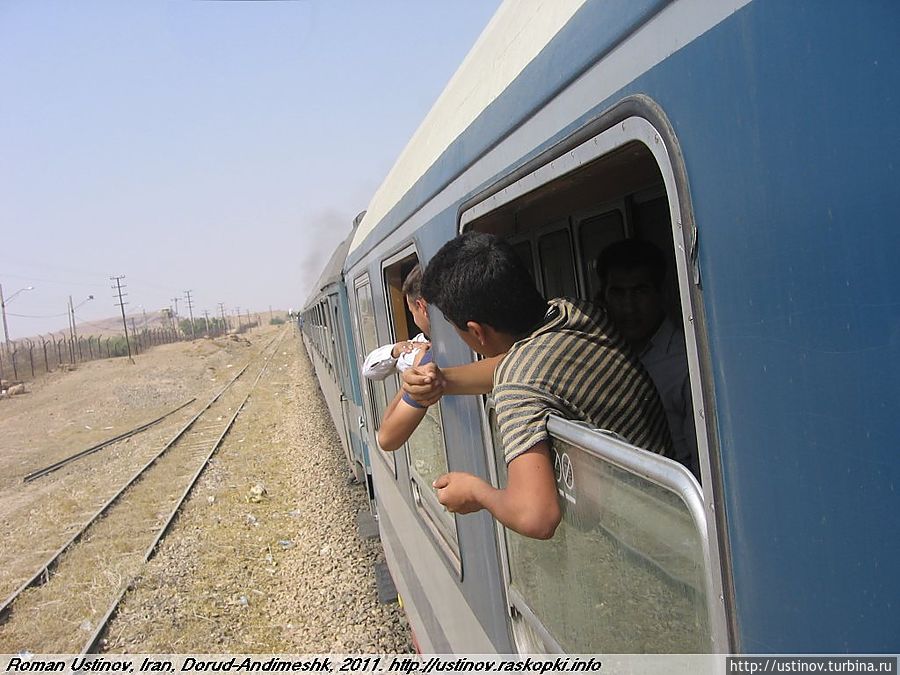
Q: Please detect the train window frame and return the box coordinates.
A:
[352,273,397,480]
[458,114,730,652]
[380,245,462,572]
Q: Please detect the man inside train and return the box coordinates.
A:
[596,239,699,479]
[374,265,435,452]
[361,264,430,381]
[398,232,671,539]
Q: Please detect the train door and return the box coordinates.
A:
[463,112,730,653]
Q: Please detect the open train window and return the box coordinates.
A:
[382,250,461,567]
[461,116,727,653]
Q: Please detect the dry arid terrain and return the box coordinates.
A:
[0,324,411,653]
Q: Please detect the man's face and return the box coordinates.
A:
[602,266,665,346]
[407,296,430,336]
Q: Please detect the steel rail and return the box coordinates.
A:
[0,362,251,624]
[22,398,198,483]
[81,392,252,654]
[82,328,287,653]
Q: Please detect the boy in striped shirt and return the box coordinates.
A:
[402,232,671,539]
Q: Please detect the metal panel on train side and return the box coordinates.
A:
[370,450,500,653]
[345,0,899,654]
[646,2,900,652]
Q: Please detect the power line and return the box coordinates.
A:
[6,311,70,319]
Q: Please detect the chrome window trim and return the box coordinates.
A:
[546,415,727,653]
[506,586,565,655]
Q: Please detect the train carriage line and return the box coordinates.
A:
[301,0,900,655]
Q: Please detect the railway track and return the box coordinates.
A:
[0,329,287,654]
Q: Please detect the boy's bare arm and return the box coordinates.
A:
[432,442,561,540]
[377,349,431,451]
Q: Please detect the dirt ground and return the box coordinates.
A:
[0,325,411,653]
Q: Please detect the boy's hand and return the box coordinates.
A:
[402,362,445,406]
[433,472,489,514]
[391,340,429,359]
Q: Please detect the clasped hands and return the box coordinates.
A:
[401,361,446,407]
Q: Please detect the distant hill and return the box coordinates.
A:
[71,310,173,338]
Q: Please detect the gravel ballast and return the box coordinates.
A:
[0,327,412,653]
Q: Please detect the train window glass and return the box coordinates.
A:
[511,239,536,282]
[537,227,578,299]
[382,254,460,559]
[499,420,711,653]
[332,303,348,392]
[630,193,683,321]
[354,281,388,431]
[576,209,625,302]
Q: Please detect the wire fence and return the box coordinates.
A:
[0,318,259,388]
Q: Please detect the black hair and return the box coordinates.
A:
[596,239,667,291]
[422,232,547,336]
[401,263,423,300]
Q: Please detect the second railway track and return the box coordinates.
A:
[0,329,287,654]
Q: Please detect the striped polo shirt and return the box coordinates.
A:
[493,298,672,464]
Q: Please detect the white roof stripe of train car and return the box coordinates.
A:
[348,0,752,257]
[349,0,587,254]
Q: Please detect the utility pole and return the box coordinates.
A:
[65,294,93,362]
[67,295,76,362]
[1,283,34,353]
[111,275,134,364]
[184,289,196,339]
[235,307,242,330]
[0,284,9,354]
[203,310,211,335]
[218,303,228,332]
[171,297,180,334]
[246,309,251,330]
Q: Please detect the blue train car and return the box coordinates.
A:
[304,0,899,655]
[301,218,372,494]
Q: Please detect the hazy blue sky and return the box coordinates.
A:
[0,0,501,339]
